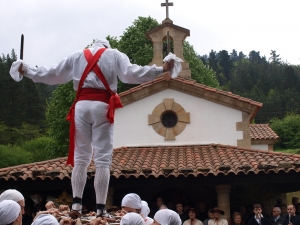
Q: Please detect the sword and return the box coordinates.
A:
[20,34,24,60]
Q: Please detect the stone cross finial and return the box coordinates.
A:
[161,0,174,19]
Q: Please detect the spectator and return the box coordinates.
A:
[176,203,188,224]
[281,205,288,219]
[157,197,165,210]
[247,203,270,225]
[208,207,228,225]
[232,212,244,225]
[283,205,300,225]
[183,208,203,225]
[292,198,299,208]
[196,202,208,222]
[270,207,284,225]
[203,209,214,225]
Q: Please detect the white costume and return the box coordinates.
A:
[141,200,154,225]
[122,193,142,210]
[0,200,21,225]
[208,219,228,225]
[0,189,24,203]
[154,209,181,225]
[32,214,59,225]
[10,39,163,214]
[121,212,145,225]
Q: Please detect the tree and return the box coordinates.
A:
[230,49,238,63]
[0,145,32,168]
[269,50,281,65]
[46,81,75,157]
[218,50,233,82]
[183,42,220,88]
[208,50,218,72]
[270,113,300,149]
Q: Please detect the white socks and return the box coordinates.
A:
[94,166,110,215]
[71,164,87,211]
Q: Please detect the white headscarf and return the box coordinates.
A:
[121,193,142,209]
[32,214,59,225]
[154,209,181,225]
[0,200,21,225]
[121,212,145,225]
[0,189,24,203]
[92,39,111,49]
[141,200,150,219]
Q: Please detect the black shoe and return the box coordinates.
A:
[97,209,112,218]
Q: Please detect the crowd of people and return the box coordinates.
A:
[1,189,300,225]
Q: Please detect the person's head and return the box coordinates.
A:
[0,189,25,215]
[212,207,225,220]
[272,207,281,218]
[276,199,283,207]
[239,206,246,215]
[233,212,242,225]
[121,212,144,225]
[253,204,262,215]
[121,193,142,213]
[198,202,206,211]
[32,214,59,225]
[296,203,300,212]
[292,197,299,206]
[0,200,22,225]
[281,204,287,214]
[157,197,164,208]
[176,203,183,214]
[208,209,215,219]
[160,204,167,210]
[188,208,198,220]
[141,201,150,220]
[287,204,296,216]
[153,209,181,225]
[92,39,111,49]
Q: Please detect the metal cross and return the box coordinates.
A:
[161,0,174,19]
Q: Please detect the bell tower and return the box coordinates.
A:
[146,0,191,79]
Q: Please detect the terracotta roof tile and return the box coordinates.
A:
[250,124,280,140]
[1,144,300,181]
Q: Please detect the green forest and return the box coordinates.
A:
[0,16,300,168]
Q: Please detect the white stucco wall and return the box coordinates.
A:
[113,89,243,148]
[251,144,268,150]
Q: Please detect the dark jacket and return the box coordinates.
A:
[270,216,285,225]
[248,216,271,225]
[282,215,300,225]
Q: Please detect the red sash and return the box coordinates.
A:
[66,48,123,166]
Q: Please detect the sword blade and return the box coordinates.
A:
[20,34,24,60]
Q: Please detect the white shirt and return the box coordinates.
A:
[24,47,163,92]
[208,218,228,225]
[183,219,204,225]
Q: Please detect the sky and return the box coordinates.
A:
[1,0,300,67]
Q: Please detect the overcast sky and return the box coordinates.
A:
[1,0,299,67]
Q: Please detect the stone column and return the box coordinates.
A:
[215,185,231,223]
[106,187,114,209]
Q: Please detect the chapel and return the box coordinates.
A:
[1,1,299,221]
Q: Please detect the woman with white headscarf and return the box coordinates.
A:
[0,200,22,225]
[120,212,145,225]
[141,201,154,225]
[154,209,181,225]
[121,194,142,213]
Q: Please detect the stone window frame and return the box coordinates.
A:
[148,98,190,140]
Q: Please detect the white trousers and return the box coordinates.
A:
[74,100,114,168]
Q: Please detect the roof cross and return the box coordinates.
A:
[161,0,174,19]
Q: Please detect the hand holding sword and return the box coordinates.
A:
[18,34,25,76]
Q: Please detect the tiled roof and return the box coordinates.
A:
[0,144,298,181]
[250,124,280,140]
[118,77,263,121]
